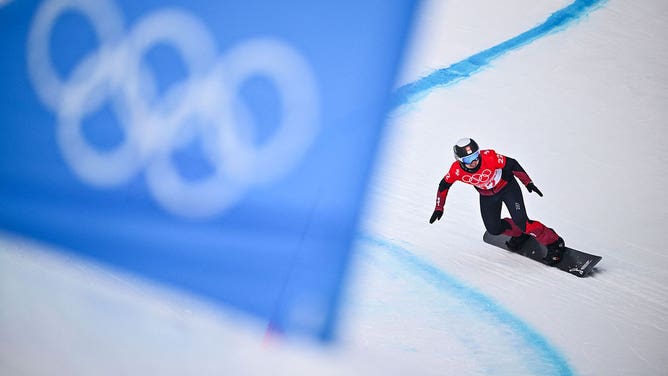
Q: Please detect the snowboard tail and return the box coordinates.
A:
[483,232,602,277]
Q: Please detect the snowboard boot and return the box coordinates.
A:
[505,233,531,251]
[545,237,565,266]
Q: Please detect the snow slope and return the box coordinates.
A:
[2,0,668,375]
[357,0,668,374]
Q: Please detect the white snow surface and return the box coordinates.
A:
[2,1,668,375]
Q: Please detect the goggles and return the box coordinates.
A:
[458,150,480,164]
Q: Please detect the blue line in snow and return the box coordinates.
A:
[361,1,609,373]
[360,235,573,376]
[390,0,607,110]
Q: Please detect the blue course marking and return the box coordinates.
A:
[390,0,607,110]
[360,235,573,375]
[359,1,607,372]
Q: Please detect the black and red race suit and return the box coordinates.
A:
[434,149,559,245]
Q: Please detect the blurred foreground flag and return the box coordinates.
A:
[0,0,419,340]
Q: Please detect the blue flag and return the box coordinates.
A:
[0,0,418,340]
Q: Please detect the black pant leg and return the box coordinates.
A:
[500,179,529,232]
[479,193,506,235]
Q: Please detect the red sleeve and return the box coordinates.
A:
[435,163,459,211]
[435,180,449,211]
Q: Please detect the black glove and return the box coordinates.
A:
[526,183,543,197]
[429,209,443,224]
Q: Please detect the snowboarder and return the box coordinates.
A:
[429,138,565,265]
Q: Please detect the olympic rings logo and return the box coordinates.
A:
[27,0,320,219]
[462,169,496,188]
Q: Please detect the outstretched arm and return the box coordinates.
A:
[430,178,452,223]
[505,157,543,197]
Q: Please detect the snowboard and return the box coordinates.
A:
[483,232,602,277]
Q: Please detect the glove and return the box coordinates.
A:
[429,209,443,224]
[526,183,543,197]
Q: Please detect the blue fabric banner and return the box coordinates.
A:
[0,0,418,340]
